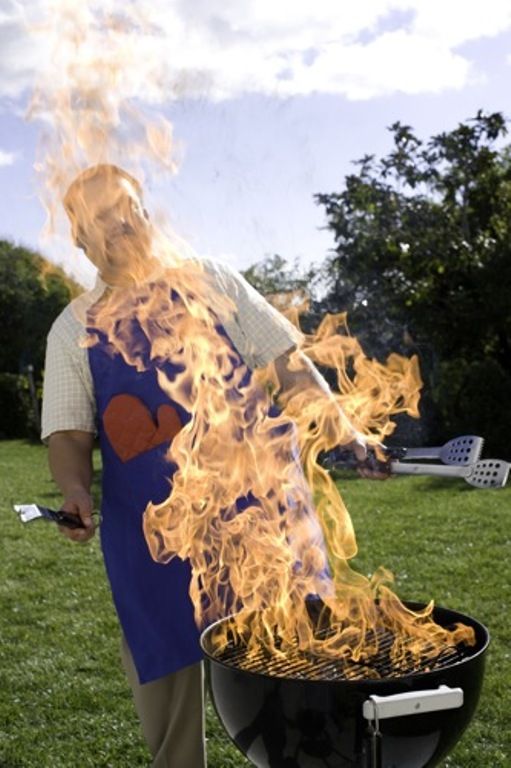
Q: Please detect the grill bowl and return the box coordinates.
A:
[201,601,489,768]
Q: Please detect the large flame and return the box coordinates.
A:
[29,1,474,675]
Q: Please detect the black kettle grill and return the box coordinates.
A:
[201,601,489,768]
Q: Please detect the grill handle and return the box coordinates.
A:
[363,685,463,721]
[363,687,463,768]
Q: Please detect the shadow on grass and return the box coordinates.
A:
[329,470,484,492]
[331,470,478,493]
[410,478,479,493]
[329,470,361,483]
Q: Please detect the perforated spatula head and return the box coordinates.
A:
[440,436,484,465]
[466,459,510,489]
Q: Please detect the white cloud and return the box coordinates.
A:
[0,148,16,166]
[0,0,510,104]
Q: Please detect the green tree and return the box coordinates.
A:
[0,240,80,375]
[0,240,81,437]
[315,112,511,457]
[242,254,317,297]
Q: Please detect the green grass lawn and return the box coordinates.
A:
[0,440,509,767]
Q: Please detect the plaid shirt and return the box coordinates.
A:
[41,257,302,441]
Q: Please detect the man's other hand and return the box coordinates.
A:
[345,435,391,480]
[59,489,96,542]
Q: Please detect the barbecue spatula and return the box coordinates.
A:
[13,503,89,529]
[397,436,484,466]
[389,458,509,489]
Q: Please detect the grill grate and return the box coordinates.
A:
[215,627,468,681]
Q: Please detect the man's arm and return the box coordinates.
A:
[48,430,96,541]
[273,349,388,479]
[207,262,386,476]
[273,348,366,455]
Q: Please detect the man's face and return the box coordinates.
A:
[65,172,153,286]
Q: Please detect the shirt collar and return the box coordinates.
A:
[91,274,109,300]
[94,274,107,288]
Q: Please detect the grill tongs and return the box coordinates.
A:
[13,504,94,529]
[327,435,510,489]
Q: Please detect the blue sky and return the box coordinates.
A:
[1,1,511,287]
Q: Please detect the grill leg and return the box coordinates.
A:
[363,728,382,768]
[370,730,382,768]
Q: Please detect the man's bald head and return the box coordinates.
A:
[63,164,153,286]
[63,164,143,216]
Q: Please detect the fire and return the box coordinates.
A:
[143,293,475,667]
[26,0,176,251]
[29,1,474,677]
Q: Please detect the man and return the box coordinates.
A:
[42,164,377,767]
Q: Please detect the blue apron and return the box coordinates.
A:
[87,290,326,684]
[88,308,205,684]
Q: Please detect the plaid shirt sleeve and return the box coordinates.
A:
[41,308,97,443]
[204,259,303,369]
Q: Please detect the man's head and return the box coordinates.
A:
[63,164,153,286]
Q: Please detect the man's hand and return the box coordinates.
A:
[273,351,390,481]
[345,433,367,463]
[59,488,96,542]
[344,435,391,480]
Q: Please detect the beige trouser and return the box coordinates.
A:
[121,635,206,768]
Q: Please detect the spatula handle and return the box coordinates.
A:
[401,447,441,460]
[389,462,467,478]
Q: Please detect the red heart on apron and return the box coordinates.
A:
[103,394,183,462]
